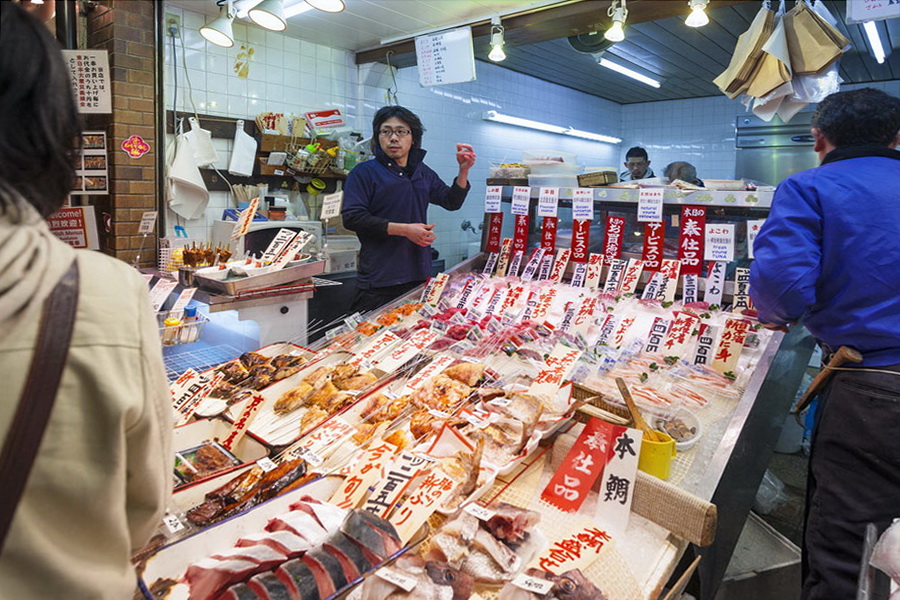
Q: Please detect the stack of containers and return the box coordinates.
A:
[524,150,581,188]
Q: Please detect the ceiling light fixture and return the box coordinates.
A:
[598,57,661,88]
[685,0,709,28]
[488,16,506,62]
[304,0,345,13]
[605,0,627,43]
[863,20,886,64]
[483,111,622,144]
[249,0,286,31]
[200,0,236,48]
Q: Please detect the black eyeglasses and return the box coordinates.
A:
[378,128,412,138]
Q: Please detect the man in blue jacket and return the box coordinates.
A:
[342,106,476,312]
[750,87,900,600]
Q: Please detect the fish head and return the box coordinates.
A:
[425,561,475,600]
[547,569,606,600]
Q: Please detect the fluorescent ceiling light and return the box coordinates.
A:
[863,20,886,64]
[200,3,235,48]
[483,111,621,144]
[249,0,286,31]
[685,0,709,28]
[304,0,345,13]
[598,57,661,88]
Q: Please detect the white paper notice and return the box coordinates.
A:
[747,219,766,260]
[320,191,343,220]
[511,186,531,216]
[138,211,158,235]
[637,188,664,222]
[415,27,476,87]
[704,223,735,262]
[537,187,559,217]
[484,185,502,213]
[148,279,178,313]
[572,188,594,221]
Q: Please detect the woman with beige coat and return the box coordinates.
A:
[0,3,171,598]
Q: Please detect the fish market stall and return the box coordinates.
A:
[140,189,814,600]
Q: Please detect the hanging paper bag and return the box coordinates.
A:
[782,0,849,75]
[713,7,775,99]
[183,116,218,167]
[228,119,257,177]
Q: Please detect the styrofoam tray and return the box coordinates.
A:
[172,418,269,491]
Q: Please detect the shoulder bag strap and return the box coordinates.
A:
[0,259,80,549]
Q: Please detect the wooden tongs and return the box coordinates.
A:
[616,377,666,442]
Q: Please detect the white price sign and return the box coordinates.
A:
[537,187,559,217]
[163,514,185,534]
[138,211,157,235]
[572,188,594,221]
[148,279,178,313]
[512,573,554,595]
[637,188,664,222]
[231,197,259,240]
[320,191,343,220]
[511,186,531,216]
[377,567,418,592]
[169,288,197,315]
[256,457,278,472]
[484,186,502,213]
[704,224,735,262]
[464,503,496,521]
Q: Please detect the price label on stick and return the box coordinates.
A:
[138,211,158,235]
[231,197,259,240]
[511,186,531,216]
[537,187,559,217]
[320,191,343,220]
[484,185,502,213]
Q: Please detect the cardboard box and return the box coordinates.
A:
[577,170,618,187]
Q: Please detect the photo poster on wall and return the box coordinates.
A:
[415,26,476,87]
[71,131,109,196]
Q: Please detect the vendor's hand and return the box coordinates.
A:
[456,144,476,171]
[403,223,437,247]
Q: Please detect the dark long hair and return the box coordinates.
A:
[371,105,425,153]
[0,1,82,217]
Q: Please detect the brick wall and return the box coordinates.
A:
[85,0,158,266]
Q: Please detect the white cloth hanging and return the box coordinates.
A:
[228,120,257,177]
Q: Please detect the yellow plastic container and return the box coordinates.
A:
[637,431,677,480]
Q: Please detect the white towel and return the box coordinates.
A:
[229,119,257,177]
[183,117,219,167]
[167,134,209,220]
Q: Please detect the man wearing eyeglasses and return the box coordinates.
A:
[342,105,476,313]
[619,146,655,182]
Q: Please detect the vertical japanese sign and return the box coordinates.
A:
[520,247,546,282]
[704,261,727,306]
[540,418,614,512]
[662,311,701,356]
[231,197,260,239]
[604,216,626,261]
[585,253,604,290]
[644,317,671,354]
[495,238,513,277]
[678,206,706,276]
[550,248,571,283]
[363,452,430,518]
[618,258,644,295]
[483,212,504,274]
[330,442,398,510]
[62,50,111,114]
[659,258,682,303]
[747,219,766,260]
[570,188,592,286]
[711,318,751,374]
[682,273,699,304]
[732,267,753,312]
[510,187,531,277]
[603,259,627,293]
[693,324,719,366]
[529,344,582,401]
[641,221,665,272]
[594,425,642,539]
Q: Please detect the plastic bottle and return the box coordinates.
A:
[179,306,200,344]
[162,315,182,346]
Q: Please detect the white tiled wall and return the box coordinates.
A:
[620,80,900,182]
[358,62,622,266]
[162,3,898,266]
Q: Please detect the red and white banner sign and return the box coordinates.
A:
[678,205,706,276]
[495,238,513,277]
[571,218,591,264]
[618,258,644,295]
[541,216,558,250]
[330,442,398,510]
[659,258,682,303]
[641,221,665,272]
[550,248,571,283]
[485,212,504,253]
[662,311,701,356]
[585,253,604,289]
[502,284,525,313]
[513,214,530,257]
[421,272,449,306]
[604,216,626,261]
[529,344,581,400]
[349,330,401,367]
[540,417,614,513]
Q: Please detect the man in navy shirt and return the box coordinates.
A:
[342,106,476,312]
[751,88,900,600]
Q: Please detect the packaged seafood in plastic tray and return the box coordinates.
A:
[139,477,430,600]
[172,420,268,490]
[224,351,391,448]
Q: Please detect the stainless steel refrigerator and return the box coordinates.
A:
[735,112,820,186]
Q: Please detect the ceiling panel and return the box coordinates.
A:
[167,0,900,104]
